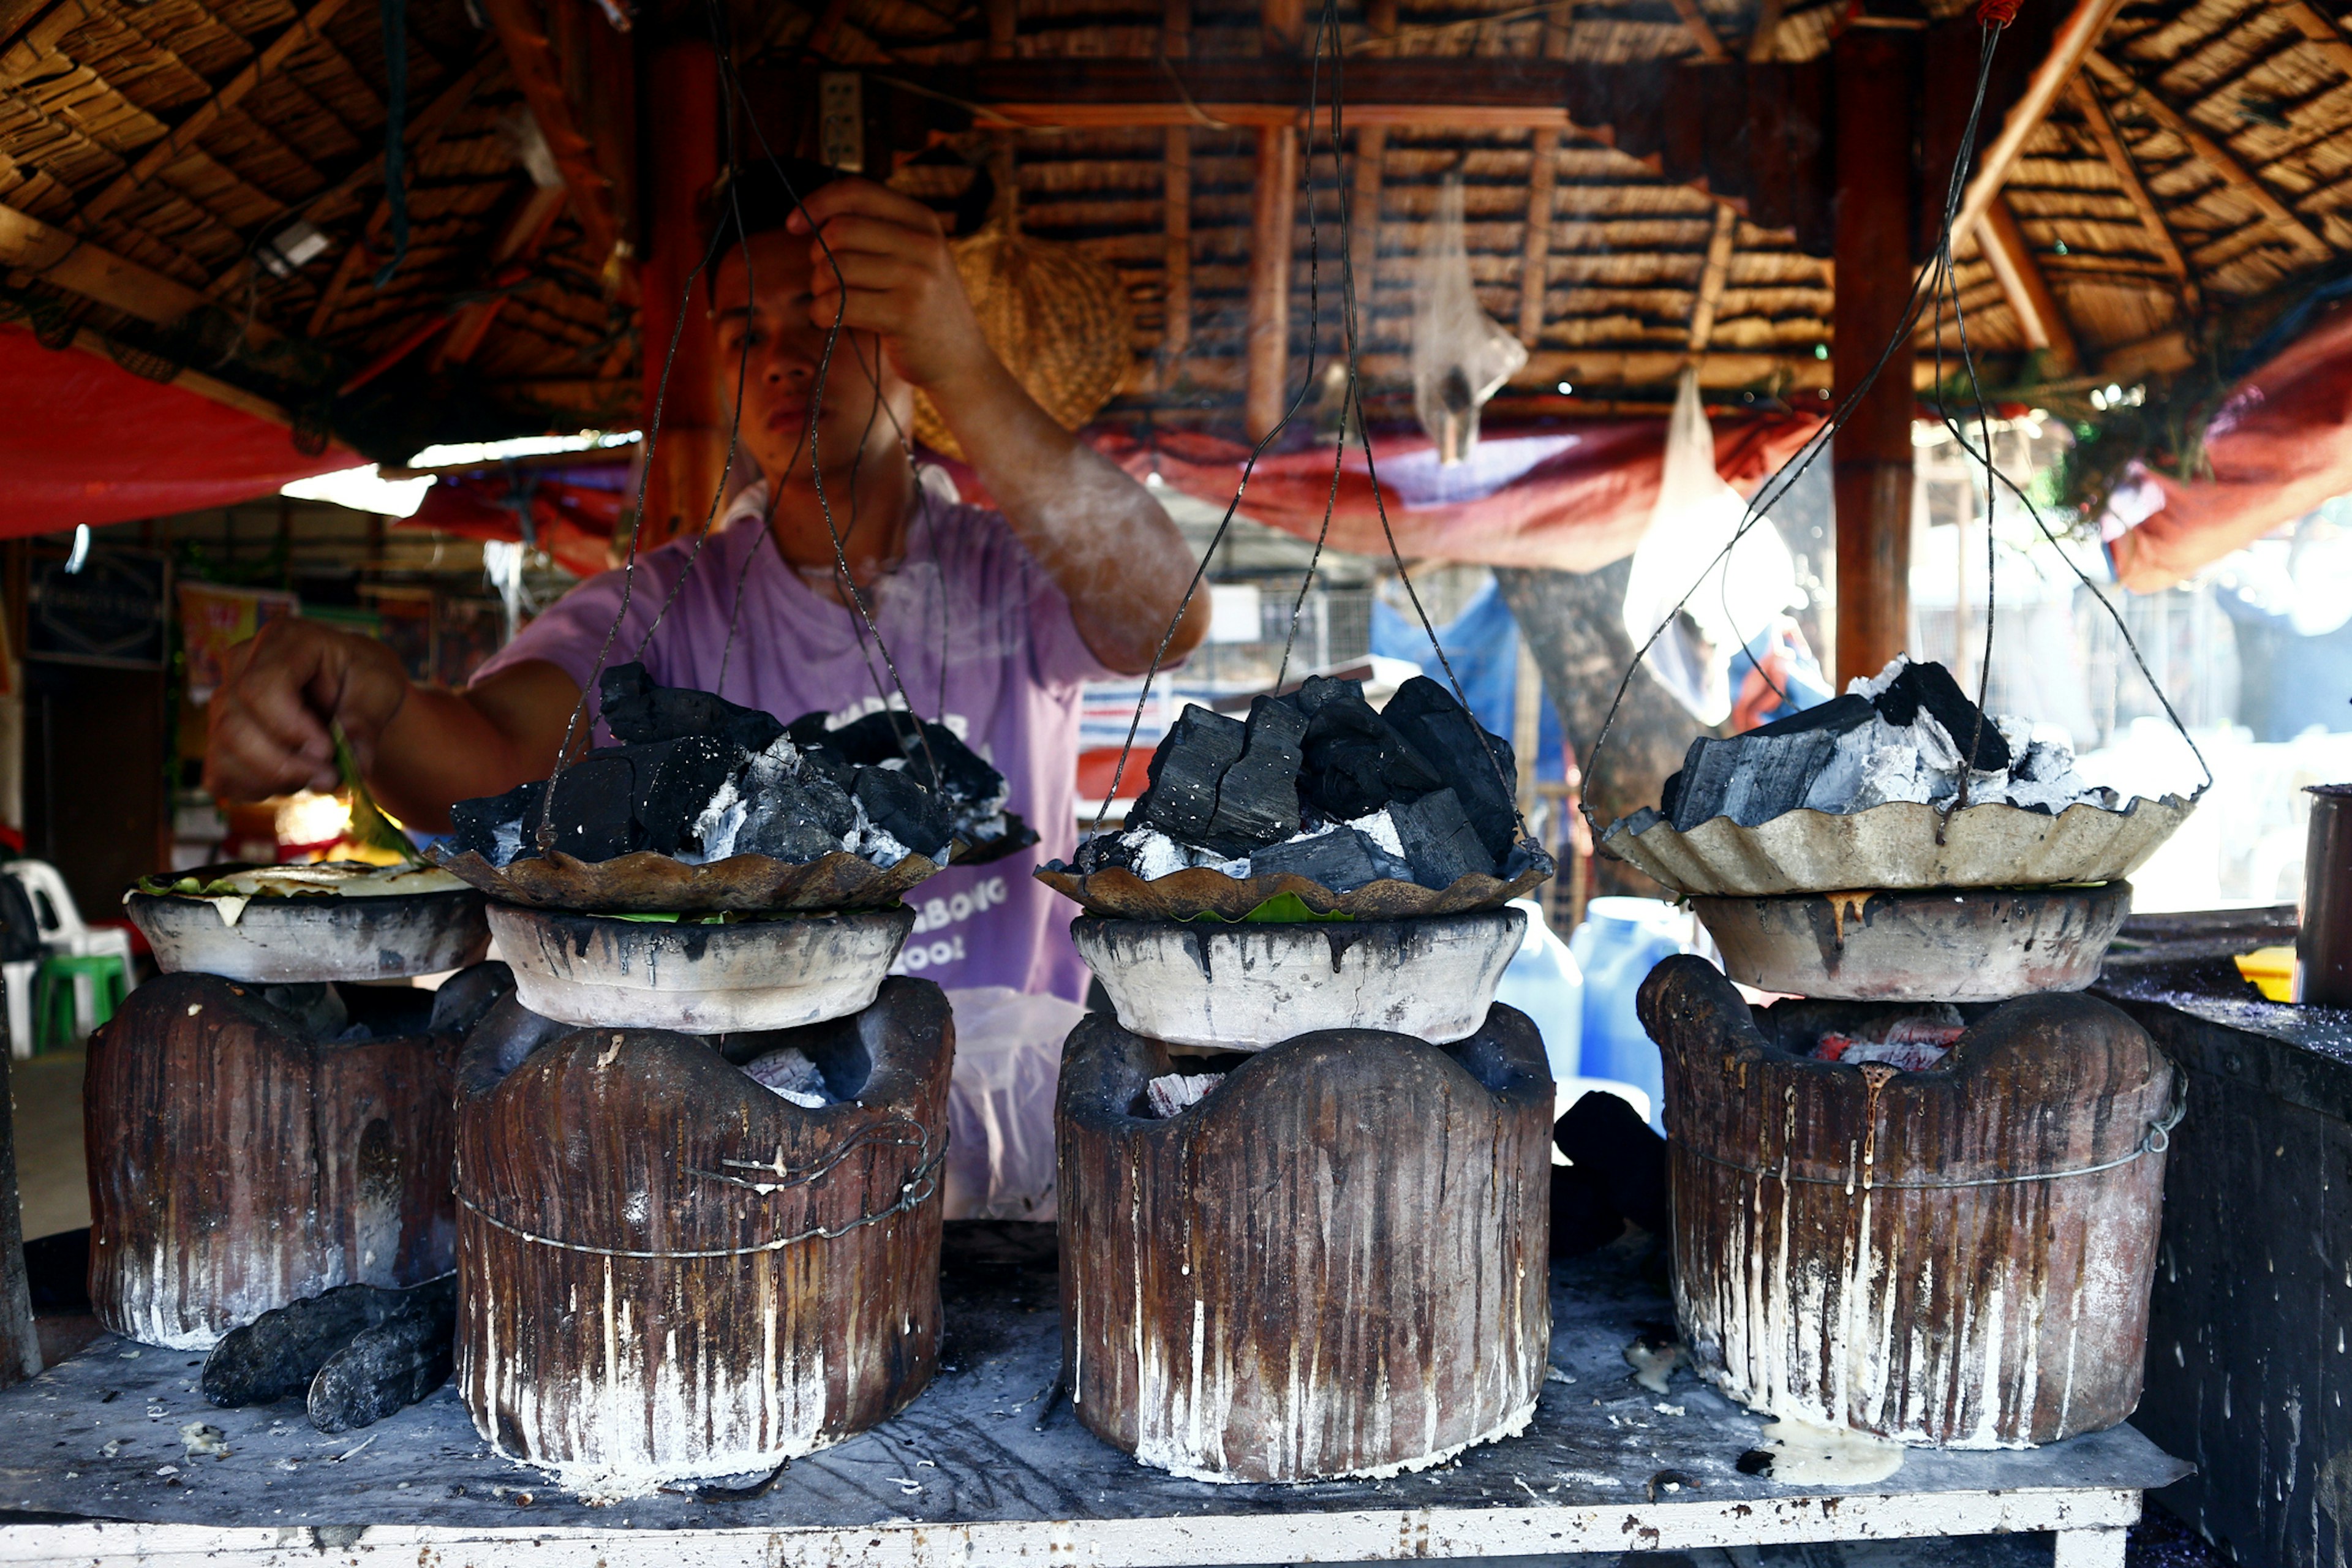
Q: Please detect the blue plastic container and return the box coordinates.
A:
[1493,898,1583,1087]
[1567,897,1694,1130]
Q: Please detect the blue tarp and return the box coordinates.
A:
[1372,579,1568,780]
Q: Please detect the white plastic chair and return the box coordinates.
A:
[6,858,137,1046]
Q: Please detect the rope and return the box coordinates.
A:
[1673,1093,2183,1191]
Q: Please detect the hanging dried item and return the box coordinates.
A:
[1409,173,1526,466]
[911,177,1134,459]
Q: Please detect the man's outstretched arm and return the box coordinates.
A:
[791,181,1208,675]
[205,617,582,832]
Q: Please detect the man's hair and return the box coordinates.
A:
[699,157,849,247]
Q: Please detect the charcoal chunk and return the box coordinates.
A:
[828,714,1001,804]
[1073,832,1142,876]
[1550,1164,1625,1257]
[1278,674,1366,718]
[1198,695,1306,856]
[1870,659,2009,771]
[1129,704,1247,841]
[1389,786,1491,888]
[1747,691,1874,739]
[306,1276,457,1434]
[854,767,952,859]
[1247,826,1409,892]
[1382,676,1520,862]
[599,663,783,752]
[202,1278,439,1407]
[427,960,514,1040]
[1298,693,1444,821]
[542,752,640,861]
[1666,736,1744,832]
[632,734,746,857]
[259,982,347,1041]
[450,778,545,864]
[1716,728,1842,826]
[1556,1091,1667,1235]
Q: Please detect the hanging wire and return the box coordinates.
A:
[1091,0,1531,851]
[1576,19,2212,840]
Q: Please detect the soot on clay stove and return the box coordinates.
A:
[1063,674,1527,892]
[448,664,1012,872]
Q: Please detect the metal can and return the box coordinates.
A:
[2299,785,2352,1007]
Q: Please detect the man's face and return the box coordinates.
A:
[710,229,909,483]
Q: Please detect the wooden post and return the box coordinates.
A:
[1831,28,1918,687]
[639,39,728,550]
[1162,0,1191,360]
[1518,130,1557,347]
[1245,125,1299,443]
[1977,195,2080,374]
[0,1045,37,1389]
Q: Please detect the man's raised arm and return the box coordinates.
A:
[790,181,1208,675]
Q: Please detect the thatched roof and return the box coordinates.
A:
[4,0,2349,455]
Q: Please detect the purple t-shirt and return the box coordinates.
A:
[472,484,1113,1001]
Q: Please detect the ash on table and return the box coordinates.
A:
[448,664,1009,870]
[1612,654,2116,838]
[1061,674,1527,892]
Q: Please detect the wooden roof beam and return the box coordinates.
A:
[64,326,298,426]
[1685,199,1735,357]
[1748,0,1785,61]
[434,179,569,366]
[2272,0,2352,77]
[2082,48,2332,264]
[79,0,351,226]
[2065,73,2197,309]
[1975,194,2081,372]
[1951,0,2130,246]
[300,54,495,335]
[476,0,631,295]
[1665,0,1730,62]
[0,198,210,325]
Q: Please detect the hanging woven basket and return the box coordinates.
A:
[913,209,1134,459]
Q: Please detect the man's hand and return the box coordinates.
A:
[788,181,997,396]
[205,619,411,801]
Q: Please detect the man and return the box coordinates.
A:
[206,165,1207,1004]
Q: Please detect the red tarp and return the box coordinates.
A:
[0,323,352,535]
[2108,303,2352,592]
[1093,414,1823,571]
[407,472,624,579]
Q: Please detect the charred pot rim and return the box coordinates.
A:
[1639,956,2175,1186]
[1057,1002,1551,1136]
[1036,841,1555,921]
[453,978,954,1257]
[493,903,919,965]
[124,884,492,981]
[1069,907,1526,978]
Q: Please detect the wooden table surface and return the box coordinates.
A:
[0,1223,2186,1566]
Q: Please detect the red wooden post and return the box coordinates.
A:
[639,39,728,549]
[1830,28,1920,687]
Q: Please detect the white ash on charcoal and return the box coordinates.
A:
[1061,674,1526,892]
[447,664,1012,872]
[1612,655,2112,838]
[1811,1004,1966,1072]
[1143,1072,1224,1118]
[741,1044,837,1108]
